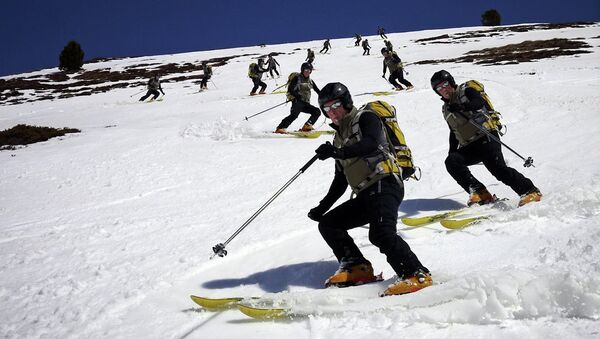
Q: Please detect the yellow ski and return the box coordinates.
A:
[237,304,293,320]
[439,216,488,229]
[190,295,244,310]
[400,209,466,227]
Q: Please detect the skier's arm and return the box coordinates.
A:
[448,127,459,153]
[382,61,388,75]
[462,87,485,112]
[317,165,348,210]
[311,80,321,95]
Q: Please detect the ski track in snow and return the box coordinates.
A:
[1,24,600,339]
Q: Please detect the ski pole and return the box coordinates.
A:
[244,100,290,121]
[459,111,535,167]
[210,154,320,259]
[271,82,288,93]
[210,80,218,89]
[129,89,146,98]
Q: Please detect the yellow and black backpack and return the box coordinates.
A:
[247,63,258,78]
[285,72,300,101]
[358,101,418,180]
[462,80,503,134]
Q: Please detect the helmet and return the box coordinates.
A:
[381,47,389,54]
[301,62,313,72]
[430,70,455,92]
[318,82,353,114]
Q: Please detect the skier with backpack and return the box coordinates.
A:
[306,48,315,67]
[362,39,371,55]
[139,75,165,101]
[430,70,542,207]
[199,61,212,91]
[267,54,280,78]
[248,59,269,95]
[274,63,321,133]
[354,34,362,47]
[308,82,431,296]
[382,48,413,91]
[320,39,331,54]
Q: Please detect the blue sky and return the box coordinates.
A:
[1,0,599,76]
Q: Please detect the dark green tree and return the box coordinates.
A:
[481,9,501,26]
[59,40,85,72]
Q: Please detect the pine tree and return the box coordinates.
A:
[59,40,85,72]
[481,9,501,26]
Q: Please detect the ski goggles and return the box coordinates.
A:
[435,81,450,92]
[322,100,343,113]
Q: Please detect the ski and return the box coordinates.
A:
[237,304,294,320]
[264,130,335,139]
[190,295,262,310]
[400,208,466,227]
[439,216,489,229]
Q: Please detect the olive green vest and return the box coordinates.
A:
[384,52,401,73]
[333,107,399,194]
[442,86,486,146]
[293,75,313,102]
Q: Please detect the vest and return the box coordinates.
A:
[333,107,400,194]
[384,52,401,73]
[442,85,489,146]
[292,75,313,103]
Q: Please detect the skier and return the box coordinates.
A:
[319,39,331,54]
[382,48,413,90]
[199,61,212,91]
[308,82,432,296]
[248,60,269,95]
[306,48,315,67]
[139,75,164,101]
[354,34,362,47]
[384,39,393,52]
[275,63,321,133]
[377,26,388,39]
[361,39,371,55]
[430,70,542,207]
[267,54,280,78]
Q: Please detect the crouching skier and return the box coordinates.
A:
[308,82,432,296]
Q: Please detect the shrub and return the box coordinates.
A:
[59,40,85,72]
[0,124,80,149]
[481,9,501,26]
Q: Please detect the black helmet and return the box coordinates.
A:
[381,47,389,54]
[430,70,456,92]
[318,82,353,114]
[301,62,313,72]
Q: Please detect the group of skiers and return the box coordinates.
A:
[136,31,543,297]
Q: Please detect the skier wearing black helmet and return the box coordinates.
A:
[320,39,331,54]
[382,48,413,91]
[274,63,321,133]
[139,75,164,101]
[199,61,212,91]
[430,70,542,207]
[362,39,371,55]
[308,82,432,296]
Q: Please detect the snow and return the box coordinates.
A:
[2,23,600,338]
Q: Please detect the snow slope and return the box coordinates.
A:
[1,23,600,339]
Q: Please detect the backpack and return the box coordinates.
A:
[462,80,503,133]
[285,72,300,100]
[248,63,257,78]
[358,101,417,180]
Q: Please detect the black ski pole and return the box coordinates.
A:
[459,112,535,167]
[271,82,288,93]
[129,89,146,98]
[210,154,320,259]
[244,100,290,121]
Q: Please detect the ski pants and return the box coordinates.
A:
[363,48,370,55]
[445,133,536,196]
[277,100,321,129]
[250,77,267,94]
[389,70,412,89]
[320,47,329,53]
[318,176,428,278]
[269,67,279,77]
[200,76,210,89]
[140,89,160,101]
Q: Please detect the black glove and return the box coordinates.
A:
[315,142,344,160]
[401,166,415,180]
[308,205,328,221]
[448,103,464,113]
[470,113,487,126]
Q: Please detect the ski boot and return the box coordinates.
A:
[381,269,432,296]
[258,89,266,95]
[274,128,287,134]
[325,257,379,287]
[518,188,542,207]
[299,123,314,132]
[467,188,496,206]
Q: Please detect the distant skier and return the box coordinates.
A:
[384,39,393,52]
[430,70,542,207]
[382,48,413,90]
[361,39,371,55]
[306,48,315,67]
[248,60,269,95]
[275,62,321,133]
[319,39,331,54]
[377,26,388,39]
[309,82,432,296]
[199,61,212,91]
[139,75,164,101]
[354,34,362,46]
[267,54,280,78]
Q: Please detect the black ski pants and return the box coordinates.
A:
[320,47,329,53]
[200,76,210,89]
[445,134,535,195]
[363,48,370,55]
[140,89,160,101]
[269,67,279,77]
[389,70,412,89]
[318,176,428,278]
[277,100,321,129]
[250,77,267,94]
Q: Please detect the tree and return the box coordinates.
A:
[481,9,501,26]
[59,40,85,72]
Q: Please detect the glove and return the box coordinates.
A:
[308,205,328,221]
[315,142,344,160]
[382,74,386,78]
[470,113,488,126]
[401,166,415,180]
[448,103,464,113]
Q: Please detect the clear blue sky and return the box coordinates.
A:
[1,0,599,76]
